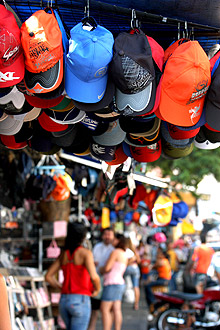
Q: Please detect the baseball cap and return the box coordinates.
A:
[0,122,33,149]
[110,31,156,115]
[124,126,161,147]
[128,140,162,163]
[38,111,69,132]
[24,93,64,108]
[205,59,220,131]
[92,120,126,146]
[13,107,41,122]
[161,121,195,147]
[72,77,115,112]
[90,141,116,161]
[106,144,128,165]
[0,115,24,135]
[156,40,211,126]
[194,126,220,149]
[21,9,63,94]
[0,85,25,112]
[65,22,114,103]
[120,116,160,136]
[49,97,75,112]
[167,122,200,139]
[0,5,25,88]
[44,107,86,124]
[162,139,194,159]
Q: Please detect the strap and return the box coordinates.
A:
[66,246,82,261]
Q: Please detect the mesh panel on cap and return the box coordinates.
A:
[121,55,153,93]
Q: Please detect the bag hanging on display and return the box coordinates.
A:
[46,240,61,258]
[54,220,67,238]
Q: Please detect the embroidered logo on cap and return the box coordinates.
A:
[0,71,20,82]
[187,80,209,105]
[189,104,201,122]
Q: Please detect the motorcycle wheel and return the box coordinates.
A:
[156,308,191,330]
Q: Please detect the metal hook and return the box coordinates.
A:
[185,21,188,39]
[131,9,138,29]
[84,0,90,17]
[177,22,181,40]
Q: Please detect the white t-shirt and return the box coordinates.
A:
[93,242,114,271]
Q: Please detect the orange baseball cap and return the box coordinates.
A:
[157,40,211,127]
[21,9,63,94]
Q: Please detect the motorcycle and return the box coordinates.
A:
[147,283,220,330]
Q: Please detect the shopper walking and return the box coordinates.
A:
[0,274,11,330]
[45,221,100,330]
[190,231,215,294]
[88,227,115,330]
[124,237,141,310]
[100,235,129,330]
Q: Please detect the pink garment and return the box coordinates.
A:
[104,261,126,286]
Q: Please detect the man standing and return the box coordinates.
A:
[191,231,215,293]
[88,227,115,330]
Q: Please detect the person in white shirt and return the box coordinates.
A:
[88,227,115,330]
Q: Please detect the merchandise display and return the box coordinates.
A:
[0,3,220,165]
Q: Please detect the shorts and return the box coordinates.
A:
[194,273,207,286]
[102,284,126,301]
[91,297,101,310]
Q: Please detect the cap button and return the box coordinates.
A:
[92,37,98,42]
[119,50,124,56]
[29,32,34,37]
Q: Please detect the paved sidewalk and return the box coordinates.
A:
[96,286,148,330]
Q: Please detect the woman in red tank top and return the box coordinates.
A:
[45,221,100,330]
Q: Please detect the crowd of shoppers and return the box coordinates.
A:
[43,222,220,330]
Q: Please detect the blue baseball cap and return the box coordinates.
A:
[65,22,114,103]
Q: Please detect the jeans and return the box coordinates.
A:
[59,294,91,330]
[124,265,140,287]
[144,278,169,306]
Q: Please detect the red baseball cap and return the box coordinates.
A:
[167,123,200,139]
[25,93,64,108]
[38,111,69,132]
[0,5,25,87]
[106,144,128,165]
[129,140,161,163]
[156,41,211,126]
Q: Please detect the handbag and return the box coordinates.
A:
[46,240,61,258]
[54,220,67,238]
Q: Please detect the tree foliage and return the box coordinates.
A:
[151,147,220,189]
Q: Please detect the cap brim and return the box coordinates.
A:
[24,58,63,94]
[0,54,24,88]
[116,79,156,115]
[0,88,25,113]
[65,61,108,103]
[48,108,86,124]
[13,108,41,122]
[0,116,24,135]
[25,94,64,108]
[130,140,161,162]
[38,112,69,132]
[194,139,220,149]
[72,78,115,111]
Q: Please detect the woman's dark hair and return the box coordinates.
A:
[64,221,87,254]
[116,235,128,251]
